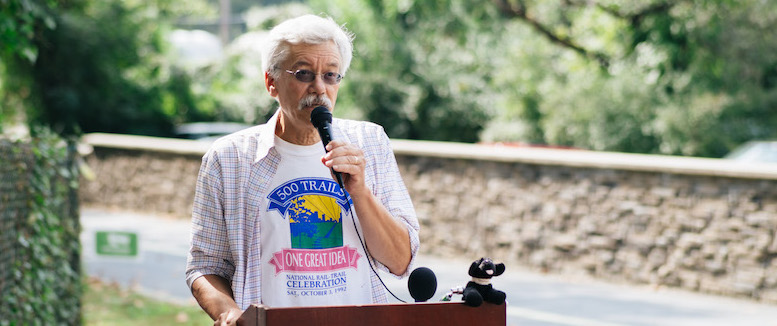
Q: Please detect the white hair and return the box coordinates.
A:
[261,14,354,79]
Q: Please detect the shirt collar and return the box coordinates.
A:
[254,108,281,163]
[255,107,344,163]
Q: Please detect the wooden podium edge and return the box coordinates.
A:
[237,301,506,326]
[237,303,266,326]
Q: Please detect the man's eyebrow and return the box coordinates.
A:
[290,60,311,69]
[289,59,340,70]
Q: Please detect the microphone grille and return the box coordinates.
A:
[408,267,437,302]
[310,106,332,127]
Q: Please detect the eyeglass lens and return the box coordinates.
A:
[288,70,342,85]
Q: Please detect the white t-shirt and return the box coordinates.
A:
[260,136,372,307]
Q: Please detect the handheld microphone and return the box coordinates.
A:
[310,106,344,188]
[408,267,437,302]
[310,106,406,304]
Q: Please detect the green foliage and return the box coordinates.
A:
[8,0,777,156]
[1,0,58,132]
[184,4,294,124]
[26,0,171,135]
[0,0,58,63]
[298,0,777,156]
[539,64,662,153]
[0,128,81,325]
[1,0,220,137]
[309,0,499,142]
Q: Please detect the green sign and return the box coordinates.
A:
[95,231,138,257]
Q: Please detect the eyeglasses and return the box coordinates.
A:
[284,69,343,85]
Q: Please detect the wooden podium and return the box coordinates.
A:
[237,302,506,326]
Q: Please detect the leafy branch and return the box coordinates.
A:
[492,0,611,68]
[584,1,679,27]
[492,0,682,68]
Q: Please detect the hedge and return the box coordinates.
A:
[0,128,81,325]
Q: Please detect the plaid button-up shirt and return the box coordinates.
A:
[185,109,420,309]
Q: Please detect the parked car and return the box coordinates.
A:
[723,140,777,163]
[174,122,252,141]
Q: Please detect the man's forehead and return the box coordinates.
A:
[286,42,341,68]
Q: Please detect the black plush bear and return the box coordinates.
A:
[462,257,506,307]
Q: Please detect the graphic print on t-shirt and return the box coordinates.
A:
[266,177,361,275]
[287,194,342,249]
[260,138,372,307]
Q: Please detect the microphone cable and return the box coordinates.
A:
[341,190,407,303]
[312,107,407,303]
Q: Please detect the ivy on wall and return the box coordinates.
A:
[0,128,81,325]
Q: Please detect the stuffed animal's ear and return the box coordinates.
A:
[468,261,480,275]
[494,263,506,276]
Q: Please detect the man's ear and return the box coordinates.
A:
[265,71,278,97]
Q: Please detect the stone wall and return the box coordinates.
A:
[79,133,210,218]
[81,147,201,217]
[399,155,777,303]
[79,133,777,303]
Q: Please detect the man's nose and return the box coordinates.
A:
[308,74,327,94]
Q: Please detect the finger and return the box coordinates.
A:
[324,144,362,163]
[225,310,241,326]
[331,155,362,168]
[325,140,348,152]
[332,156,365,175]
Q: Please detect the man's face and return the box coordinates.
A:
[266,41,342,131]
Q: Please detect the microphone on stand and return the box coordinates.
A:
[310,106,344,188]
[408,267,437,302]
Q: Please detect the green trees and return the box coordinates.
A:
[1,0,216,137]
[312,0,777,157]
[4,0,776,157]
[309,0,501,142]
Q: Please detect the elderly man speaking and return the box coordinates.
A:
[185,14,420,325]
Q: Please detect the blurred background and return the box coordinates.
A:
[3,0,777,158]
[3,0,777,325]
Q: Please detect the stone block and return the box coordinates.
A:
[699,275,729,295]
[597,250,615,265]
[694,182,722,196]
[676,233,705,250]
[615,248,644,271]
[768,235,777,254]
[627,233,657,254]
[763,264,777,288]
[732,266,766,296]
[650,187,676,198]
[588,235,618,250]
[690,199,728,219]
[646,248,667,269]
[551,234,578,252]
[704,260,727,275]
[745,211,775,227]
[758,288,777,304]
[678,270,701,290]
[680,216,708,231]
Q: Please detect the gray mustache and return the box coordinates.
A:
[299,95,332,110]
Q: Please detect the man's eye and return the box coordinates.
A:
[297,70,314,76]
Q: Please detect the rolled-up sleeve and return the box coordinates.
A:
[372,128,421,277]
[186,151,236,288]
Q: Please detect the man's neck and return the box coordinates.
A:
[275,112,321,146]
